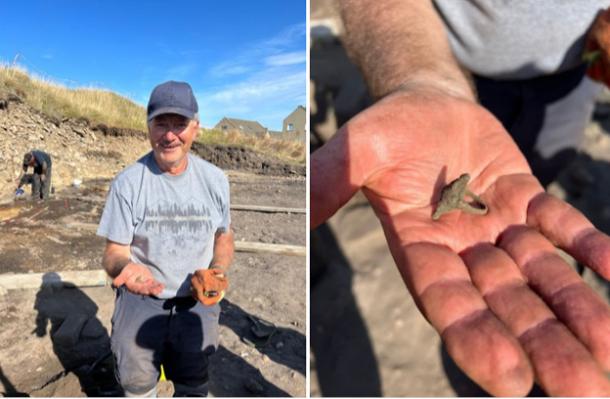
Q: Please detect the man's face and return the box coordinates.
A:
[148,113,199,173]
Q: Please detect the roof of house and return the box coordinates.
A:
[215,117,267,135]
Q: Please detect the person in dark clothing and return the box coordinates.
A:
[16,150,52,200]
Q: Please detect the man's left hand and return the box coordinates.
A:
[191,268,229,306]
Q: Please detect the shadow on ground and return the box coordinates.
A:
[29,273,120,397]
[210,299,305,397]
[310,224,382,397]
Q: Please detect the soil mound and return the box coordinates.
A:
[192,142,306,176]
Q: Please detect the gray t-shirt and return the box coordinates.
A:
[97,151,231,299]
[434,0,607,79]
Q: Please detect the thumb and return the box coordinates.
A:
[112,267,130,287]
[311,126,367,229]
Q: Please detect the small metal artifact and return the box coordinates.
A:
[432,173,488,220]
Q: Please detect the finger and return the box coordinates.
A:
[527,193,610,279]
[112,270,129,287]
[127,274,163,296]
[126,280,152,295]
[500,225,610,370]
[463,244,610,396]
[400,242,533,396]
[311,126,365,229]
[147,281,164,296]
[191,279,206,302]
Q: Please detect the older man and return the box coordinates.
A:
[97,81,234,397]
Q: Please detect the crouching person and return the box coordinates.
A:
[17,150,52,200]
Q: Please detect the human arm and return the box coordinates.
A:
[312,1,610,396]
[338,0,474,101]
[313,0,475,227]
[210,229,234,272]
[102,239,164,296]
[15,164,28,187]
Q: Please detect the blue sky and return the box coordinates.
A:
[0,1,306,130]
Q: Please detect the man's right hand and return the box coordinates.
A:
[112,263,164,296]
[311,87,610,396]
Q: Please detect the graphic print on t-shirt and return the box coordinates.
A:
[144,201,213,234]
[141,198,215,272]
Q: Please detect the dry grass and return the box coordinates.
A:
[0,64,305,164]
[0,64,146,130]
[199,129,305,164]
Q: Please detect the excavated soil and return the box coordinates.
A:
[0,171,306,397]
[0,95,306,396]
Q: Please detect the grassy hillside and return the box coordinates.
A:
[0,64,305,164]
[0,64,146,130]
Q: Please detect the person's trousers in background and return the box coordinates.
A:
[19,169,52,200]
[475,64,602,187]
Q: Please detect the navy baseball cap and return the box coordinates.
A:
[147,81,199,121]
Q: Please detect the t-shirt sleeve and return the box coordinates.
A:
[97,180,135,245]
[217,174,231,233]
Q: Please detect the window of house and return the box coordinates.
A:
[287,123,294,131]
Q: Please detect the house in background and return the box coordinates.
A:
[281,105,306,141]
[214,117,268,137]
[213,106,306,141]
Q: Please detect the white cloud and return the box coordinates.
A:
[204,71,304,103]
[265,51,305,67]
[165,63,198,80]
[260,23,306,50]
[197,70,305,130]
[209,62,251,78]
[207,22,305,79]
[199,22,305,130]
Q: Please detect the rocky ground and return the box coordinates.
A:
[310,1,610,396]
[0,97,306,397]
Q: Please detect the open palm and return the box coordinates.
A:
[312,91,610,396]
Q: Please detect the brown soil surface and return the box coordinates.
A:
[0,98,306,396]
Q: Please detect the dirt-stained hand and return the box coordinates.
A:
[191,268,229,306]
[311,88,610,396]
[113,263,164,296]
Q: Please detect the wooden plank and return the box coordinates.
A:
[0,270,109,290]
[68,197,306,214]
[0,242,304,291]
[235,241,306,256]
[231,204,306,214]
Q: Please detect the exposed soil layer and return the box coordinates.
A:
[0,97,305,204]
[0,172,306,397]
[192,142,306,177]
